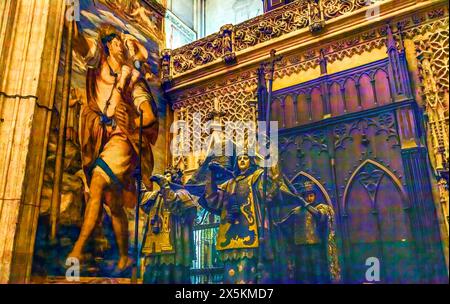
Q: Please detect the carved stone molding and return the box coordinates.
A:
[414,17,449,171]
[333,113,400,151]
[233,0,309,51]
[308,0,325,33]
[171,70,258,106]
[167,0,382,77]
[169,3,448,96]
[321,0,369,20]
[414,15,449,233]
[172,34,223,75]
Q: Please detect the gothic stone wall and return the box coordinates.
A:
[163,0,449,283]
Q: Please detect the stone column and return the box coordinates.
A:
[397,105,448,283]
[0,0,66,283]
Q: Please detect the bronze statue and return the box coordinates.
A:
[276,181,341,283]
[140,167,197,284]
[200,152,297,283]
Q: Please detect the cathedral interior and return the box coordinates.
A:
[0,0,448,284]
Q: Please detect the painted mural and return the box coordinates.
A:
[32,0,167,280]
[0,0,447,286]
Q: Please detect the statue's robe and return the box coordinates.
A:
[281,202,341,284]
[140,185,197,284]
[201,168,295,284]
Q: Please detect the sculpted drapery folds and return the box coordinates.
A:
[200,153,298,284]
[68,23,158,274]
[275,181,341,284]
[140,168,197,284]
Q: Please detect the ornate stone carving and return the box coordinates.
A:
[308,0,325,33]
[356,163,385,206]
[334,113,400,150]
[321,0,368,20]
[302,130,329,154]
[167,0,383,76]
[161,49,172,86]
[234,1,309,51]
[414,18,449,169]
[172,80,257,172]
[219,24,236,65]
[171,5,448,90]
[414,16,449,232]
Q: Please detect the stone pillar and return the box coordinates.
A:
[397,105,448,283]
[402,146,448,283]
[0,0,66,283]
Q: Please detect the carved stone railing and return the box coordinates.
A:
[163,0,380,80]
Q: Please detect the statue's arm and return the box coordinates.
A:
[140,189,159,214]
[199,168,226,215]
[164,189,197,217]
[256,166,293,206]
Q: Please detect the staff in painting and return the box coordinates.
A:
[132,61,158,282]
[131,110,143,283]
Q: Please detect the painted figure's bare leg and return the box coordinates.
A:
[68,172,108,260]
[108,193,131,270]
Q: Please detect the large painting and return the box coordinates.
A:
[32,0,168,281]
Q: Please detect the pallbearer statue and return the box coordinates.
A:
[201,151,296,284]
[276,181,341,283]
[140,167,197,284]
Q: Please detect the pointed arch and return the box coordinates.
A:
[342,159,408,212]
[356,72,374,83]
[290,171,332,205]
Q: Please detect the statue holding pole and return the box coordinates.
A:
[139,167,197,284]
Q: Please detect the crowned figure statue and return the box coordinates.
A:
[200,149,298,284]
[140,166,197,284]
